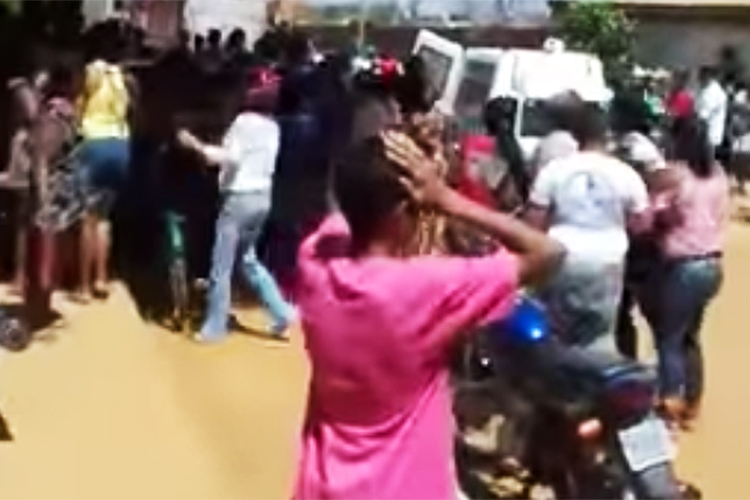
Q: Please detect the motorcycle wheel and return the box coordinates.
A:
[0,316,31,352]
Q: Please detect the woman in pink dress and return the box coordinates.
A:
[291,131,564,499]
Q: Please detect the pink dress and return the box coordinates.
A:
[292,215,520,500]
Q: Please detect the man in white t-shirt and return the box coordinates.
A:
[530,91,584,177]
[696,66,728,154]
[531,130,578,175]
[525,106,650,353]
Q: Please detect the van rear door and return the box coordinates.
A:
[412,29,465,116]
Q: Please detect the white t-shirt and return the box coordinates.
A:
[619,131,667,173]
[697,80,728,147]
[532,130,578,173]
[529,151,649,263]
[204,112,280,194]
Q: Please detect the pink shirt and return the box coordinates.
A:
[292,215,519,500]
[659,166,729,258]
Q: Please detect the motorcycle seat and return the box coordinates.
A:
[545,341,653,387]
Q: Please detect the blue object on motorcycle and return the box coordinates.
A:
[487,295,549,346]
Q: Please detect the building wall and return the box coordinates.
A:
[135,1,184,46]
[80,0,117,26]
[183,0,268,43]
[633,19,750,70]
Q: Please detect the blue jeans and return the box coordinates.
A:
[201,192,293,339]
[535,257,623,355]
[78,137,130,190]
[655,256,722,402]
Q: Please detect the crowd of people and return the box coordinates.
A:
[530,84,728,432]
[0,19,732,499]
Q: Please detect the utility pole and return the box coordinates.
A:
[356,0,370,52]
[409,0,420,21]
[496,0,510,22]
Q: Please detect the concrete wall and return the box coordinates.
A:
[633,20,750,71]
[80,0,117,27]
[183,0,268,43]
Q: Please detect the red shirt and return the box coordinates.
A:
[666,89,694,119]
[455,134,497,207]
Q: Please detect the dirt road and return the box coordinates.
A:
[0,223,748,498]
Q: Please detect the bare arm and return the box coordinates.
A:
[177,129,231,167]
[382,129,565,286]
[523,162,554,231]
[524,204,551,232]
[438,188,565,287]
[624,168,654,235]
[176,112,252,168]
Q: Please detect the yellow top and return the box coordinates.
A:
[77,60,130,140]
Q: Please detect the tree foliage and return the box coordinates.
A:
[556,2,635,83]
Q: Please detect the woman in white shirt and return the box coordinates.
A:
[178,68,295,342]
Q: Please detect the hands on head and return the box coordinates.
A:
[380,129,450,210]
[380,129,565,286]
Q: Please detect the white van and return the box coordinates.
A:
[412,30,612,160]
[412,29,465,116]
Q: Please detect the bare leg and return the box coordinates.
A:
[77,214,95,301]
[92,218,111,298]
[12,225,27,293]
[11,191,30,294]
[24,226,57,329]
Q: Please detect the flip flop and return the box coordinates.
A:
[92,283,111,300]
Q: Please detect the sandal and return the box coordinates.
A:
[92,282,111,300]
[679,402,701,432]
[68,290,93,305]
[658,397,701,433]
[271,308,298,340]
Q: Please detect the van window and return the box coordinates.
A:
[415,45,452,98]
[455,60,496,117]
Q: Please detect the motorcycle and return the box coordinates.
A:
[453,296,701,499]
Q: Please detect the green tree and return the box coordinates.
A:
[555,1,635,83]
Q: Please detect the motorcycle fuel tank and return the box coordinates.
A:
[487,295,549,347]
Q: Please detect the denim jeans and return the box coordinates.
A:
[201,192,293,339]
[655,256,722,403]
[77,137,130,217]
[535,256,623,355]
[78,137,130,190]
